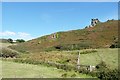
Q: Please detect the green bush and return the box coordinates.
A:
[61,73,67,78]
[16,39,25,43]
[1,48,19,58]
[97,69,119,80]
[7,38,13,43]
[80,49,97,54]
[96,61,108,70]
[78,68,89,74]
[71,73,76,77]
[95,61,119,79]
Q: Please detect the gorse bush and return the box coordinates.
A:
[97,69,119,80]
[95,61,119,80]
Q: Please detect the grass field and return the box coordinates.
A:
[80,48,118,69]
[0,43,118,78]
[22,48,118,69]
[1,60,94,78]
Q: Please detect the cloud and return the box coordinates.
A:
[18,32,30,37]
[17,32,33,40]
[0,31,16,36]
[0,31,34,41]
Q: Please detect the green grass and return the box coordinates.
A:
[22,48,118,69]
[0,43,118,78]
[1,60,94,78]
[79,48,118,69]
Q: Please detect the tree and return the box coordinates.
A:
[85,26,88,29]
[16,39,25,43]
[7,38,13,43]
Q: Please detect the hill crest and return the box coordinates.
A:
[9,19,118,53]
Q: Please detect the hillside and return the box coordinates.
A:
[9,20,118,53]
[0,39,9,43]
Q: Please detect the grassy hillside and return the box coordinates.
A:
[18,48,118,70]
[0,20,118,79]
[9,20,118,53]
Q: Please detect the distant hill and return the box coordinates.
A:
[0,39,9,43]
[9,20,118,53]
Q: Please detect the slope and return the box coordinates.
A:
[9,20,118,53]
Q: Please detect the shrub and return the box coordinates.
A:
[80,49,97,54]
[78,68,89,74]
[1,48,19,58]
[96,61,119,79]
[97,69,119,80]
[71,73,76,77]
[96,61,108,70]
[54,45,62,50]
[16,39,25,43]
[110,44,116,48]
[61,73,67,78]
[7,38,13,43]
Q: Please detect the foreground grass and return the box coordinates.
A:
[1,60,94,78]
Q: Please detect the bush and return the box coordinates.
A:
[97,69,119,80]
[16,39,25,43]
[110,44,116,48]
[96,61,119,79]
[61,73,67,78]
[71,73,76,77]
[1,48,19,58]
[96,61,108,70]
[78,68,89,74]
[7,38,13,43]
[80,49,97,54]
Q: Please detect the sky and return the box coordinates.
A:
[1,2,118,41]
